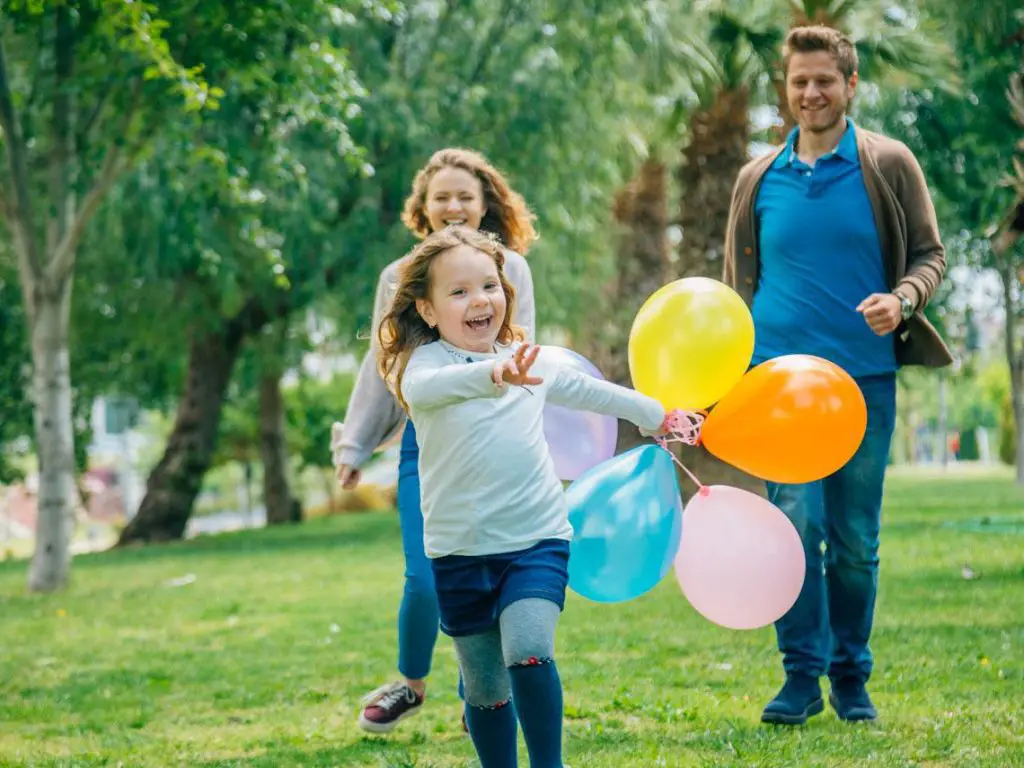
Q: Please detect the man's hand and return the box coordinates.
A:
[856,293,903,336]
[492,343,544,388]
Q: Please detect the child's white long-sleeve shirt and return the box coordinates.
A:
[401,340,665,558]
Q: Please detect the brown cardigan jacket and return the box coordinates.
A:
[723,126,953,368]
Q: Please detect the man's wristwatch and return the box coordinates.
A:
[894,290,914,320]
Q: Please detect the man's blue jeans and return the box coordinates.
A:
[767,374,897,684]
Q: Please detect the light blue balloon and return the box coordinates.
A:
[567,444,683,603]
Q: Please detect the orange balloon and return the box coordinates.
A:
[701,355,867,484]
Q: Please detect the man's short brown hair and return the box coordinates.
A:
[783,25,858,80]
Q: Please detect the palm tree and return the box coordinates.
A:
[575,2,715,387]
[990,71,1024,480]
[675,11,779,280]
[993,75,1024,255]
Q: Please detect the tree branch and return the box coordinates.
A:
[47,3,75,255]
[44,81,145,288]
[0,21,43,283]
[992,224,1022,257]
[405,0,459,92]
[226,243,357,343]
[18,18,46,144]
[76,77,118,150]
[42,142,120,288]
[466,0,519,87]
[997,258,1020,416]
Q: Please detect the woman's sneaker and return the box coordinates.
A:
[357,681,425,733]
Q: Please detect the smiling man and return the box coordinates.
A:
[723,26,952,725]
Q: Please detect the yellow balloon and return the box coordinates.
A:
[628,277,755,410]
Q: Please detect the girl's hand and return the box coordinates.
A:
[336,464,361,490]
[640,412,671,438]
[492,343,544,388]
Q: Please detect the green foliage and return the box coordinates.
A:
[214,389,262,468]
[93,0,367,333]
[0,267,30,484]
[866,4,1022,259]
[949,362,1000,433]
[285,373,357,472]
[100,0,226,111]
[3,0,1019,497]
[317,2,690,337]
[211,368,357,472]
[959,427,979,460]
[977,359,1011,420]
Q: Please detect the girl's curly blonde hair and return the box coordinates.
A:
[378,226,525,411]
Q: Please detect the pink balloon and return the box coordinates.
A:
[674,485,805,630]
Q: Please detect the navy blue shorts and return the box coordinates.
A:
[431,539,571,637]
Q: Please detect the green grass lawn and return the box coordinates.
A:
[2,470,1023,767]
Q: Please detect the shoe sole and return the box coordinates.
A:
[357,705,423,734]
[760,697,824,725]
[829,692,877,722]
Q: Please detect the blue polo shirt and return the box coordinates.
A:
[751,119,896,377]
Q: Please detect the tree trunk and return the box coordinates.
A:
[997,260,1024,483]
[676,87,751,280]
[579,157,673,387]
[260,370,296,525]
[242,461,253,525]
[579,160,668,446]
[1014,393,1024,484]
[27,280,76,592]
[1009,314,1024,485]
[773,80,797,141]
[117,326,244,544]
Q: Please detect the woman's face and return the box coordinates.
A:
[424,166,486,233]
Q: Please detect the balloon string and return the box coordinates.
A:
[655,409,709,495]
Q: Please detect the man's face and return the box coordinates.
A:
[786,51,857,135]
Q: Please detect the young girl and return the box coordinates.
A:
[378,225,666,767]
[330,148,538,733]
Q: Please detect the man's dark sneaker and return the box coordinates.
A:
[829,678,878,722]
[761,673,824,725]
[357,681,424,733]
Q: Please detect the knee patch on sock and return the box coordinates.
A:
[453,628,512,708]
[467,697,512,711]
[499,598,560,667]
[464,675,512,712]
[509,655,555,669]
